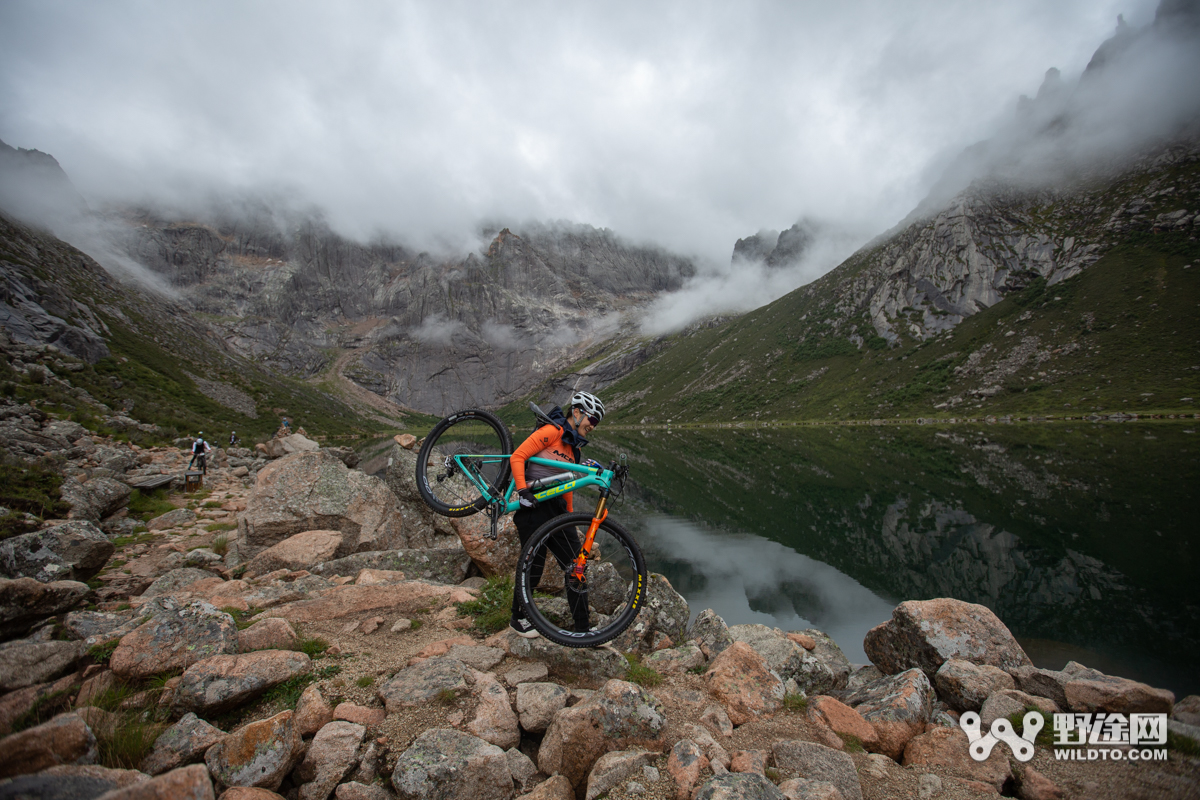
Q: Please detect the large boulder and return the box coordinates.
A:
[538,679,668,792]
[391,728,513,800]
[449,513,520,578]
[245,530,343,575]
[311,549,472,585]
[516,683,569,734]
[175,650,312,714]
[611,573,690,654]
[204,711,304,792]
[255,581,476,625]
[0,640,84,692]
[466,670,520,750]
[60,477,131,521]
[238,450,426,558]
[0,712,98,779]
[771,741,862,800]
[92,763,215,799]
[110,600,239,681]
[377,657,474,714]
[798,629,852,692]
[141,568,216,599]
[842,668,935,760]
[295,721,366,800]
[695,773,787,800]
[259,433,320,459]
[902,726,1012,792]
[0,520,114,583]
[1059,661,1174,715]
[501,631,628,681]
[0,577,89,638]
[728,625,844,696]
[934,658,1016,713]
[140,712,225,776]
[703,641,785,726]
[687,609,734,659]
[863,598,1032,680]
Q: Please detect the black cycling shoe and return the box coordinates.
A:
[510,617,540,639]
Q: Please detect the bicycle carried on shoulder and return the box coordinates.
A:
[415,406,646,648]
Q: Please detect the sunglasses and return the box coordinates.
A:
[587,415,601,427]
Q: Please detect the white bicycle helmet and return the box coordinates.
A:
[570,390,605,422]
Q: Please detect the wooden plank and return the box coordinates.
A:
[130,474,175,490]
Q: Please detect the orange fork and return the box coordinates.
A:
[569,497,608,580]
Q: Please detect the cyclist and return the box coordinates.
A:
[188,433,212,475]
[507,390,605,638]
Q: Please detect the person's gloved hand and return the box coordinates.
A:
[582,458,602,470]
[518,488,539,508]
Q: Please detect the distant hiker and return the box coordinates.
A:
[507,391,605,639]
[189,433,212,475]
[229,431,239,447]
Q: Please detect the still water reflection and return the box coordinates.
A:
[592,421,1198,697]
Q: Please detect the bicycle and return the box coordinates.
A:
[415,405,646,648]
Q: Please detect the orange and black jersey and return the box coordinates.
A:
[510,417,584,512]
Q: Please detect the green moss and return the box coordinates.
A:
[455,575,515,635]
[87,639,120,664]
[623,654,663,688]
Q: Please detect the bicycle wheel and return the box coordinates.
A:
[416,409,513,517]
[516,512,647,648]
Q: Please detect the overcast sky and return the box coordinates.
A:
[0,1,1156,264]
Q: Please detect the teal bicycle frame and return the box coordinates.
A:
[452,454,617,512]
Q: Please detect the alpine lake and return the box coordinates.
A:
[585,418,1199,698]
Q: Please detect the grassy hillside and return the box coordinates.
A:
[597,229,1199,425]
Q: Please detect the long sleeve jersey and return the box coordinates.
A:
[510,422,581,512]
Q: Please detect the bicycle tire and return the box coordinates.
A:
[516,512,647,648]
[416,409,514,517]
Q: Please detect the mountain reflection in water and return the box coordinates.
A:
[594,422,1199,697]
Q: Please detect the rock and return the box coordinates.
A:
[979,689,1059,729]
[312,549,471,585]
[259,434,320,459]
[238,618,299,652]
[0,711,97,779]
[506,747,541,794]
[294,720,365,800]
[863,599,1032,680]
[184,550,223,568]
[0,640,83,692]
[611,573,689,654]
[683,723,730,771]
[503,662,549,687]
[1173,694,1200,726]
[777,779,844,800]
[587,749,654,800]
[92,763,215,799]
[391,728,513,800]
[466,670,519,749]
[245,531,343,576]
[0,521,114,583]
[449,512,520,578]
[141,568,216,598]
[219,790,286,800]
[110,601,239,681]
[667,739,709,800]
[1008,666,1070,711]
[61,608,136,643]
[729,625,838,696]
[255,582,476,625]
[688,609,734,660]
[175,650,311,714]
[395,434,418,450]
[239,451,420,558]
[730,750,767,774]
[336,783,390,800]
[842,668,934,760]
[446,644,505,672]
[797,630,851,692]
[538,679,667,792]
[1017,766,1064,800]
[934,659,1016,713]
[902,726,1012,792]
[644,644,705,675]
[324,446,360,469]
[806,696,879,752]
[517,682,569,734]
[1060,662,1174,714]
[353,569,407,586]
[146,508,196,532]
[519,774,574,800]
[771,741,861,800]
[845,666,882,693]
[0,764,148,800]
[501,631,629,681]
[61,477,131,522]
[377,657,473,713]
[704,641,784,726]
[204,711,304,791]
[140,712,225,775]
[0,675,79,735]
[294,685,335,738]
[410,636,476,661]
[334,703,385,728]
[917,773,941,800]
[700,705,734,740]
[695,772,788,800]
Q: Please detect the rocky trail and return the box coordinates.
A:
[0,399,1198,800]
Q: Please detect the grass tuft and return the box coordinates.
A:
[455,575,514,635]
[436,688,458,705]
[11,687,76,732]
[295,637,330,657]
[837,733,865,752]
[87,639,120,664]
[210,535,229,555]
[1168,730,1200,757]
[783,693,808,711]
[623,654,663,688]
[355,675,374,688]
